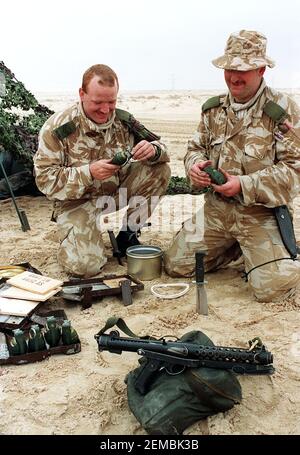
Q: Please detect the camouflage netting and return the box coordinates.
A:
[166,176,204,195]
[0,62,54,198]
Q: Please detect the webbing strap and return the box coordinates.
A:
[96,316,154,340]
[96,317,139,337]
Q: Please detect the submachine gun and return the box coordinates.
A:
[95,327,275,395]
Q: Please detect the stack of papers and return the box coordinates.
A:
[0,271,63,317]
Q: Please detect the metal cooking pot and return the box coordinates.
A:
[126,245,163,281]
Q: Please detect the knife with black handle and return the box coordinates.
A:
[195,251,208,315]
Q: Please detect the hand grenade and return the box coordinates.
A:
[44,316,61,347]
[11,329,27,355]
[28,324,46,352]
[61,320,79,345]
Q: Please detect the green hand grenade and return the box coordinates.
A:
[111,150,131,166]
[44,316,61,347]
[203,166,227,185]
[28,324,46,352]
[12,329,27,355]
[61,320,80,345]
[8,336,20,356]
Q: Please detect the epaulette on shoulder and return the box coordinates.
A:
[115,108,132,124]
[263,100,288,123]
[202,96,221,113]
[53,121,77,140]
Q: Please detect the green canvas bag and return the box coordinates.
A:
[125,330,242,435]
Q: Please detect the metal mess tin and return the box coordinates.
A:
[126,245,163,281]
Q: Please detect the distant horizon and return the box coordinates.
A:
[33,87,300,97]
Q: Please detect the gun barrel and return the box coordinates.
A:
[97,334,165,354]
[96,334,273,365]
[0,160,30,231]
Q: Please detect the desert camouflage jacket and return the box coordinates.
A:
[34,103,169,201]
[185,83,300,208]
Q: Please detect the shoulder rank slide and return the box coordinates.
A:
[53,121,77,140]
[263,101,288,123]
[202,96,221,113]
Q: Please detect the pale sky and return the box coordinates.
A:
[1,0,300,93]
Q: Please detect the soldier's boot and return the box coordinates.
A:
[115,228,141,257]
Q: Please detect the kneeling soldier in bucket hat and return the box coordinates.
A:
[165,30,300,302]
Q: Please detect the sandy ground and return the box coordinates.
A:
[0,90,300,435]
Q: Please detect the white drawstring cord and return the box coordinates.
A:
[150,283,190,299]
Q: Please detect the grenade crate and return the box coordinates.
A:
[0,309,81,366]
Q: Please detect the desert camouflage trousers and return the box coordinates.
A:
[164,194,300,302]
[56,161,171,277]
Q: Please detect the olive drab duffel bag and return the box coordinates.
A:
[125,330,242,435]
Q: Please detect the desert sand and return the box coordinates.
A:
[0,90,299,435]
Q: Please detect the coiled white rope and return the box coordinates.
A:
[150,282,190,299]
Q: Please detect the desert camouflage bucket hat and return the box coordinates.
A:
[212,30,275,70]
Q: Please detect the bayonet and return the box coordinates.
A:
[108,229,123,265]
[195,251,208,315]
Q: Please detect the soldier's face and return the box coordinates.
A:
[224,67,265,103]
[79,76,118,124]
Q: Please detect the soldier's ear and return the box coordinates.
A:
[79,87,85,101]
[258,67,266,77]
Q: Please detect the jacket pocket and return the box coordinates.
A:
[243,138,275,174]
[209,137,224,168]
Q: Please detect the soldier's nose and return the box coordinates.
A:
[100,103,110,113]
[231,78,243,84]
